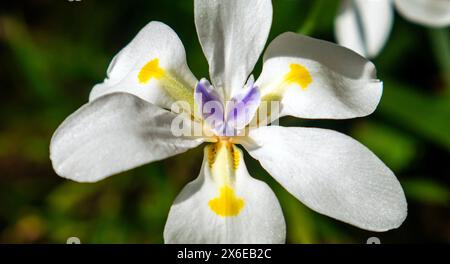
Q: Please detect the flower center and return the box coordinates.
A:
[194,78,261,137]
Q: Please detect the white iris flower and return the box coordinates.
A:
[335,0,450,58]
[50,0,407,243]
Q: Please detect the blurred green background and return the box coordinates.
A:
[0,0,449,243]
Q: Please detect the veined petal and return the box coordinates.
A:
[50,93,203,183]
[335,0,394,58]
[243,126,407,232]
[395,0,450,27]
[164,142,285,243]
[194,0,272,100]
[256,32,382,120]
[225,76,261,135]
[194,78,225,135]
[90,21,197,111]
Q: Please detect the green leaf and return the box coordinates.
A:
[403,178,449,206]
[47,181,104,213]
[352,121,417,172]
[428,28,450,93]
[297,0,330,36]
[379,79,450,150]
[1,17,59,102]
[276,186,318,244]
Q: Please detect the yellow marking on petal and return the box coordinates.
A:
[284,63,312,90]
[260,63,313,104]
[137,58,196,116]
[138,58,165,83]
[206,140,241,187]
[231,145,240,171]
[209,185,244,217]
[207,144,217,168]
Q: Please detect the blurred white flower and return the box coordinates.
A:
[335,0,450,58]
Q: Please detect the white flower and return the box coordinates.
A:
[50,0,407,243]
[335,0,450,58]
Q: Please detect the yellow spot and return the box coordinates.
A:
[209,185,244,217]
[284,63,312,90]
[138,58,165,83]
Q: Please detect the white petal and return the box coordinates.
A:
[335,0,394,58]
[256,32,382,120]
[395,0,450,27]
[194,0,272,100]
[50,93,203,183]
[243,126,407,232]
[90,21,197,110]
[164,143,285,243]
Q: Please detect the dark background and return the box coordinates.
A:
[0,0,449,243]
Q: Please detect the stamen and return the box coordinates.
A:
[230,145,240,171]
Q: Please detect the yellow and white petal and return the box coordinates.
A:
[256,32,382,120]
[90,21,197,111]
[194,0,272,100]
[50,93,203,183]
[335,0,394,58]
[243,126,407,232]
[164,142,285,244]
[395,0,450,27]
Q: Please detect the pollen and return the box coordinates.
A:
[284,63,312,90]
[231,145,240,171]
[208,185,244,217]
[138,58,165,83]
[207,144,217,168]
[207,140,239,171]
